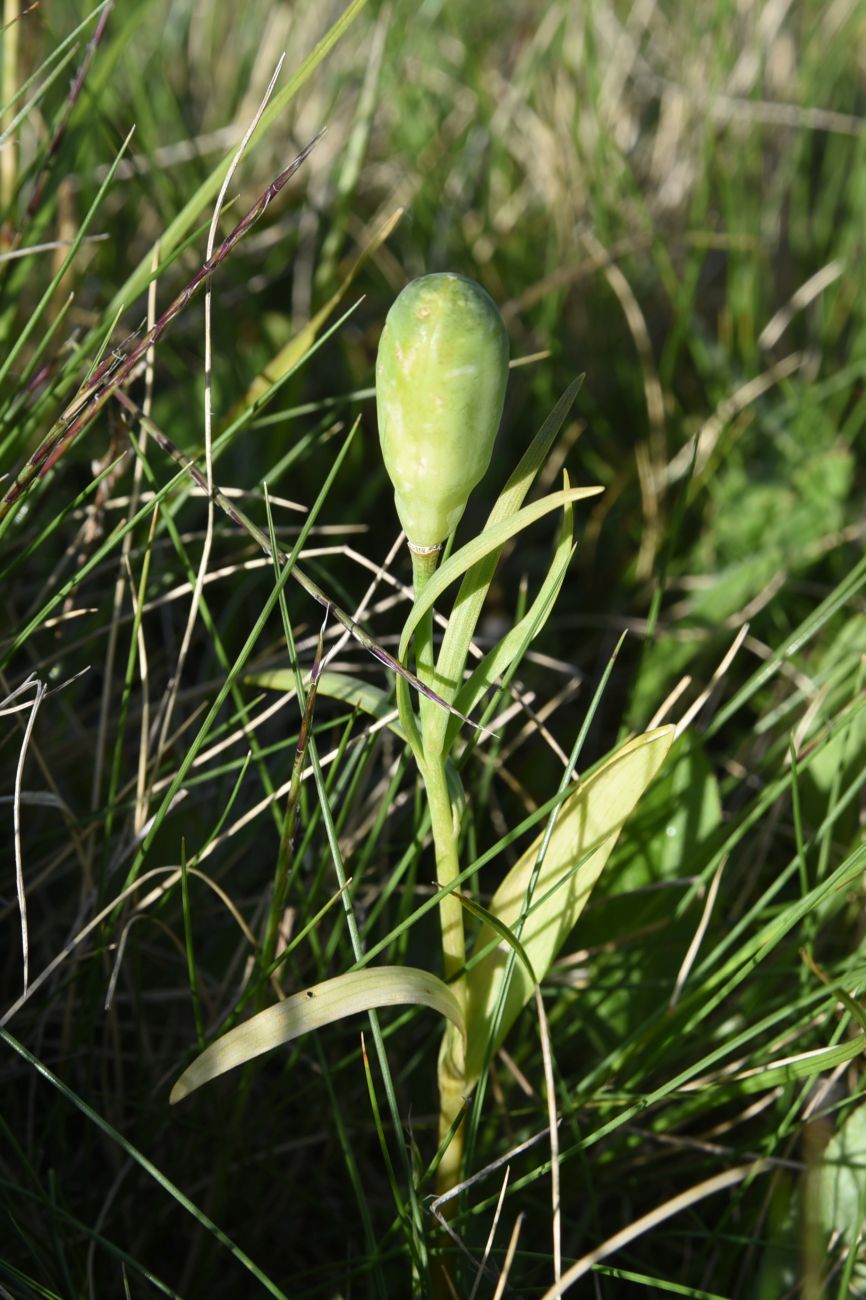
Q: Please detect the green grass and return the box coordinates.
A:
[1,0,865,1296]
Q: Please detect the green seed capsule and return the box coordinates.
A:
[375,273,509,552]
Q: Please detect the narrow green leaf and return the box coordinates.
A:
[453,892,536,986]
[430,377,584,723]
[464,727,675,1084]
[251,669,406,741]
[445,498,574,747]
[398,483,601,666]
[171,966,465,1103]
[725,1035,866,1094]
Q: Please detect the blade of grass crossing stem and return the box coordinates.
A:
[452,892,537,986]
[358,784,579,972]
[0,1028,290,1300]
[254,670,407,743]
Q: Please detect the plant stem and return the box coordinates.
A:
[425,750,468,1203]
[409,547,469,1211]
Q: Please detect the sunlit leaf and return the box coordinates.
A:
[398,482,601,666]
[464,727,675,1084]
[171,966,464,1103]
[445,495,574,748]
[433,376,585,700]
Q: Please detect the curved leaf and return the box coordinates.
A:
[171,965,464,1103]
[398,482,602,665]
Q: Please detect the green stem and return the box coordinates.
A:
[425,750,468,1207]
[408,546,469,1214]
[423,753,465,987]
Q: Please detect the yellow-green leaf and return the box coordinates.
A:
[464,727,675,1084]
[171,965,464,1104]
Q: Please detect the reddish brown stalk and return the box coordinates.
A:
[20,2,114,232]
[0,133,322,522]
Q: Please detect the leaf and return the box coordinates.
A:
[463,727,675,1085]
[171,966,464,1104]
[398,482,602,666]
[453,892,537,986]
[820,1100,866,1270]
[722,1036,866,1095]
[445,494,574,749]
[430,378,584,708]
[250,669,406,741]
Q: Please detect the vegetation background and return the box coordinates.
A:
[1,0,865,1296]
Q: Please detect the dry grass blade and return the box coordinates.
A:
[12,676,45,994]
[541,1162,771,1296]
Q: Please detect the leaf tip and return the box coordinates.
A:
[169,1075,191,1105]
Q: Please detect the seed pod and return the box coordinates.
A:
[376,273,509,552]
